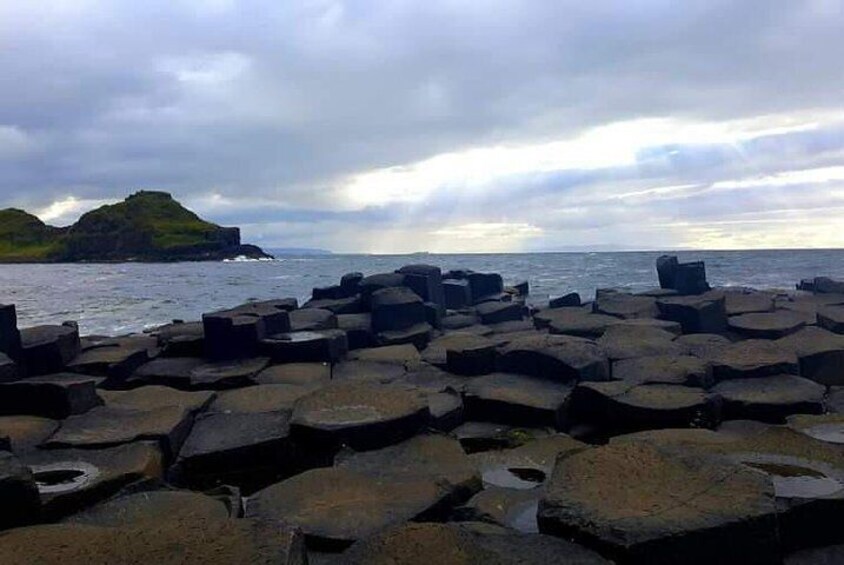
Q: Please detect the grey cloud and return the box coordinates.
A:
[1,1,843,250]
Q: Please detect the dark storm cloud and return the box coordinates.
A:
[1,1,843,250]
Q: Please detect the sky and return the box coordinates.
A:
[1,1,844,253]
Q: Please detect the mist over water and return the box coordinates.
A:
[1,249,843,336]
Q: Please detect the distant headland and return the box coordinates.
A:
[0,191,272,263]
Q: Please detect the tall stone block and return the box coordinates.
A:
[0,305,21,360]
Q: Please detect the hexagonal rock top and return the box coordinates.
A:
[0,518,306,565]
[728,311,807,340]
[538,442,780,565]
[245,467,449,550]
[290,382,429,451]
[496,334,609,383]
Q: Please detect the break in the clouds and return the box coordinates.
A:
[2,1,844,252]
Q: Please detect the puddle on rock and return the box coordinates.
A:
[744,461,844,499]
[32,461,98,495]
[800,423,844,445]
[482,466,546,490]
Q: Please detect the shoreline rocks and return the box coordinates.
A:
[3,257,844,563]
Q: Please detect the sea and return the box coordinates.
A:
[1,249,843,337]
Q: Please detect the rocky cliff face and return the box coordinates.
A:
[0,191,272,263]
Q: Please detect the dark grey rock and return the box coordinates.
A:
[656,294,727,334]
[290,382,429,452]
[549,292,581,308]
[497,333,610,383]
[289,308,338,331]
[713,375,825,423]
[371,286,426,333]
[777,327,844,385]
[444,279,473,309]
[538,442,779,565]
[465,373,572,429]
[0,451,40,530]
[728,311,807,339]
[261,330,348,363]
[711,340,800,381]
[475,301,525,325]
[337,313,374,350]
[818,305,844,334]
[171,410,297,491]
[0,373,102,419]
[569,381,721,434]
[20,324,80,376]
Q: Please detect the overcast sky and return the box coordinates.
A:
[2,1,843,252]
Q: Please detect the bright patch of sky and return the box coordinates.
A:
[3,1,844,252]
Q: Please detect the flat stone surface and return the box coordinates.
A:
[728,311,807,339]
[713,375,825,423]
[594,293,658,319]
[45,405,194,459]
[291,382,429,451]
[289,308,337,331]
[67,336,157,380]
[535,308,619,338]
[19,324,81,375]
[675,333,731,361]
[376,322,433,349]
[0,415,58,453]
[445,334,497,376]
[129,357,205,388]
[497,334,609,383]
[187,357,269,389]
[98,385,214,413]
[245,467,450,550]
[64,490,231,526]
[261,330,348,363]
[656,294,728,334]
[475,301,525,325]
[538,442,779,565]
[612,355,713,388]
[818,305,844,334]
[777,327,844,385]
[623,420,844,552]
[22,442,163,520]
[172,410,295,491]
[348,344,421,364]
[711,340,800,381]
[570,381,720,434]
[716,289,777,316]
[336,433,481,499]
[331,360,408,384]
[0,518,306,565]
[597,325,687,361]
[0,373,102,419]
[255,362,331,386]
[148,321,204,357]
[209,384,314,413]
[341,522,611,564]
[611,317,683,336]
[464,373,572,429]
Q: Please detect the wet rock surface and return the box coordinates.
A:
[4,259,844,562]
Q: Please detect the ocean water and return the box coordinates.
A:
[1,249,843,336]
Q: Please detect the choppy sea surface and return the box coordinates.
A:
[1,250,843,336]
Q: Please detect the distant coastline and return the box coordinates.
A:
[0,191,272,264]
